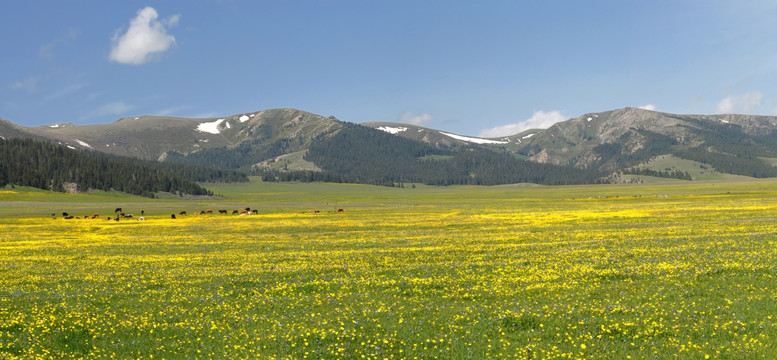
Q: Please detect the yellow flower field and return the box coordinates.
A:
[2,181,777,359]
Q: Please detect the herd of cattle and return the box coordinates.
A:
[53,207,265,221]
[53,207,345,221]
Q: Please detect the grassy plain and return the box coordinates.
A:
[3,178,777,359]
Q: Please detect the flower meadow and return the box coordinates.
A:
[2,181,777,359]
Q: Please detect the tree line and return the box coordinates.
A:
[0,138,237,197]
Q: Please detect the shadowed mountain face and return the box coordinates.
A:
[4,107,777,182]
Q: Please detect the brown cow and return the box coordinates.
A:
[337,208,344,213]
[205,209,213,214]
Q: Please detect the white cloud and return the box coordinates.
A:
[11,76,41,93]
[155,105,189,116]
[398,112,434,126]
[717,91,764,114]
[638,104,657,111]
[43,83,87,103]
[80,102,134,121]
[190,111,220,119]
[39,27,78,60]
[109,7,179,65]
[479,110,567,138]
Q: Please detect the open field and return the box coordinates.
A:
[3,178,777,359]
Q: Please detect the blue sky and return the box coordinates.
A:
[2,1,776,137]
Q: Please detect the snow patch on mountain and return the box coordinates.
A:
[197,119,225,134]
[440,132,508,144]
[75,139,93,148]
[377,126,408,134]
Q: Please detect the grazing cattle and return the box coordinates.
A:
[137,217,145,221]
[114,208,122,213]
[171,214,176,219]
[92,213,99,219]
[123,214,133,219]
[312,209,320,214]
[198,210,206,215]
[64,215,73,219]
[205,209,213,214]
[141,210,145,216]
[62,212,69,217]
[218,210,227,214]
[245,207,251,212]
[337,208,344,213]
[240,210,248,215]
[232,210,239,214]
[106,217,112,221]
[252,209,258,215]
[179,211,187,215]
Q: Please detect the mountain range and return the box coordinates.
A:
[3,106,777,190]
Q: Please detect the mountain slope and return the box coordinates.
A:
[284,123,601,185]
[512,107,777,176]
[5,107,777,184]
[0,109,342,171]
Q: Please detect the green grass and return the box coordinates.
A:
[4,179,777,358]
[629,154,744,181]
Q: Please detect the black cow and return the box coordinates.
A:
[114,208,122,213]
